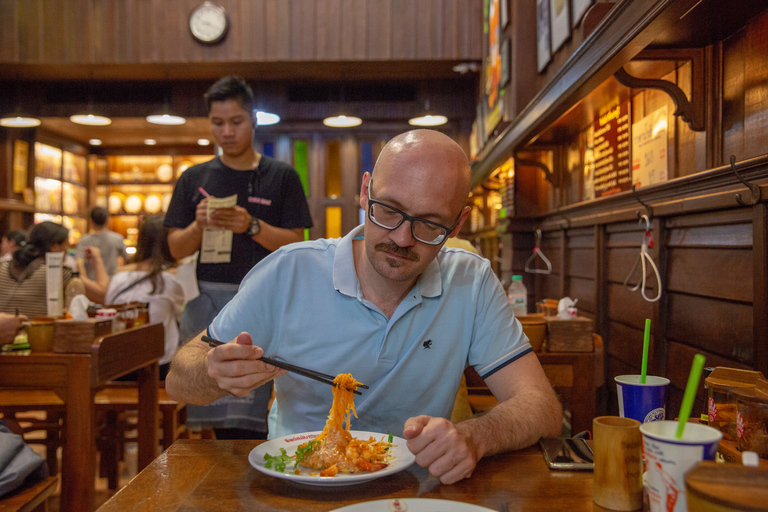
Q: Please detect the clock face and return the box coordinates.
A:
[189,2,229,44]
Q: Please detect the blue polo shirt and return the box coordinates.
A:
[209,225,532,439]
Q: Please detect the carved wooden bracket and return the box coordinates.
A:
[514,152,557,187]
[614,48,705,131]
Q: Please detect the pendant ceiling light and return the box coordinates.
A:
[146,90,186,125]
[70,114,112,126]
[0,115,42,128]
[255,110,280,126]
[408,99,447,127]
[323,114,362,128]
[322,85,362,128]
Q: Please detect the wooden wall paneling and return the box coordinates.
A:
[665,247,752,301]
[416,0,443,60]
[317,0,342,61]
[568,276,595,315]
[666,292,753,364]
[116,0,139,63]
[753,203,768,375]
[676,61,708,176]
[265,0,291,61]
[567,247,594,279]
[705,43,723,169]
[391,0,417,60]
[290,0,317,61]
[595,224,607,338]
[744,11,768,160]
[441,0,459,59]
[606,320,647,373]
[606,282,655,332]
[41,0,65,63]
[366,0,392,60]
[0,0,16,63]
[239,0,265,61]
[16,0,37,61]
[65,0,90,62]
[339,0,367,61]
[558,229,567,298]
[666,341,752,425]
[722,22,746,161]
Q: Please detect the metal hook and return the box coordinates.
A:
[639,213,651,232]
[555,208,571,230]
[730,155,761,206]
[535,228,543,246]
[632,185,653,219]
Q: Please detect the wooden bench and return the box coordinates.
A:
[0,386,186,490]
[0,476,58,512]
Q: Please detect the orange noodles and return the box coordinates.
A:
[317,373,361,440]
[298,373,393,476]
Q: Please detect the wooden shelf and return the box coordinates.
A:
[471,0,768,187]
[0,199,35,213]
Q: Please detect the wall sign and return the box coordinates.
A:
[549,0,571,52]
[536,0,551,72]
[484,0,503,136]
[632,106,668,188]
[593,101,631,198]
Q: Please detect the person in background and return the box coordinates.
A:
[0,313,27,344]
[0,231,26,263]
[104,217,183,380]
[164,75,313,439]
[0,222,72,318]
[76,206,127,280]
[77,245,111,305]
[167,129,562,484]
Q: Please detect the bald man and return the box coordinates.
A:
[167,129,562,484]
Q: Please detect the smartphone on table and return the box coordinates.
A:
[538,437,594,471]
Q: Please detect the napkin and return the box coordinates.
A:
[557,297,578,320]
[68,294,90,321]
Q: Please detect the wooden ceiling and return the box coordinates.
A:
[40,117,213,149]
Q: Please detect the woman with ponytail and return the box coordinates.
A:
[0,221,72,317]
[104,216,183,379]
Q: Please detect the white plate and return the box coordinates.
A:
[249,430,415,487]
[329,498,496,512]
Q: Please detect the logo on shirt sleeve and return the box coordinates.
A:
[422,339,432,350]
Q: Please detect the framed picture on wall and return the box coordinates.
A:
[549,0,571,52]
[500,38,510,86]
[500,0,509,29]
[572,0,593,27]
[536,0,551,73]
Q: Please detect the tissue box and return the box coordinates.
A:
[545,316,594,352]
[53,318,113,353]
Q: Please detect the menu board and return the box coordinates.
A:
[592,102,631,198]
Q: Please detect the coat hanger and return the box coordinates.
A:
[622,214,662,302]
[525,229,553,275]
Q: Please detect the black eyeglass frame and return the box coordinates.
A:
[366,178,461,246]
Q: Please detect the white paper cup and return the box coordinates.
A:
[639,421,722,512]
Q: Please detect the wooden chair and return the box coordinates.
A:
[0,476,58,512]
[0,386,187,490]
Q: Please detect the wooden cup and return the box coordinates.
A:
[592,416,644,511]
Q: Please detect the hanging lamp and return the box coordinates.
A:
[409,99,447,127]
[70,82,112,126]
[322,85,362,128]
[1,83,41,128]
[146,89,186,125]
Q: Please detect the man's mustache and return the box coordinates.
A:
[375,241,419,261]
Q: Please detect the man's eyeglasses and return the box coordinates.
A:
[366,178,460,246]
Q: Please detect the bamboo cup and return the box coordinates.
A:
[592,416,644,511]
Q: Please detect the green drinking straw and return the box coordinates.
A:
[675,353,706,439]
[640,318,651,384]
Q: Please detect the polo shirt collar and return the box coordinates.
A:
[333,224,443,299]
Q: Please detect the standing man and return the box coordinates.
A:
[167,129,562,484]
[76,206,127,280]
[164,76,313,439]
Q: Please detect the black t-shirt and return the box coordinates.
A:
[164,156,313,284]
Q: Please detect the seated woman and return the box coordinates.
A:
[0,222,72,318]
[0,230,26,262]
[104,216,184,379]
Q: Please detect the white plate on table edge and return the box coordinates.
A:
[249,430,415,486]
[329,498,497,512]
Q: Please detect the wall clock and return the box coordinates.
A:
[189,2,229,44]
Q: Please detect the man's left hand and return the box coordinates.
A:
[209,205,251,234]
[403,415,479,484]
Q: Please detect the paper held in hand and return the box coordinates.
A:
[200,193,237,264]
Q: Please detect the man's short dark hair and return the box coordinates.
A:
[90,206,108,227]
[204,76,255,114]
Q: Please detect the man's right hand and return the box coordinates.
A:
[206,332,287,397]
[194,198,210,229]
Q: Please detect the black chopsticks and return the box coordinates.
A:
[202,335,367,395]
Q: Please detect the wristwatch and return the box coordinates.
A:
[247,216,261,237]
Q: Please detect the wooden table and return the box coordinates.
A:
[98,439,621,511]
[0,323,164,512]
